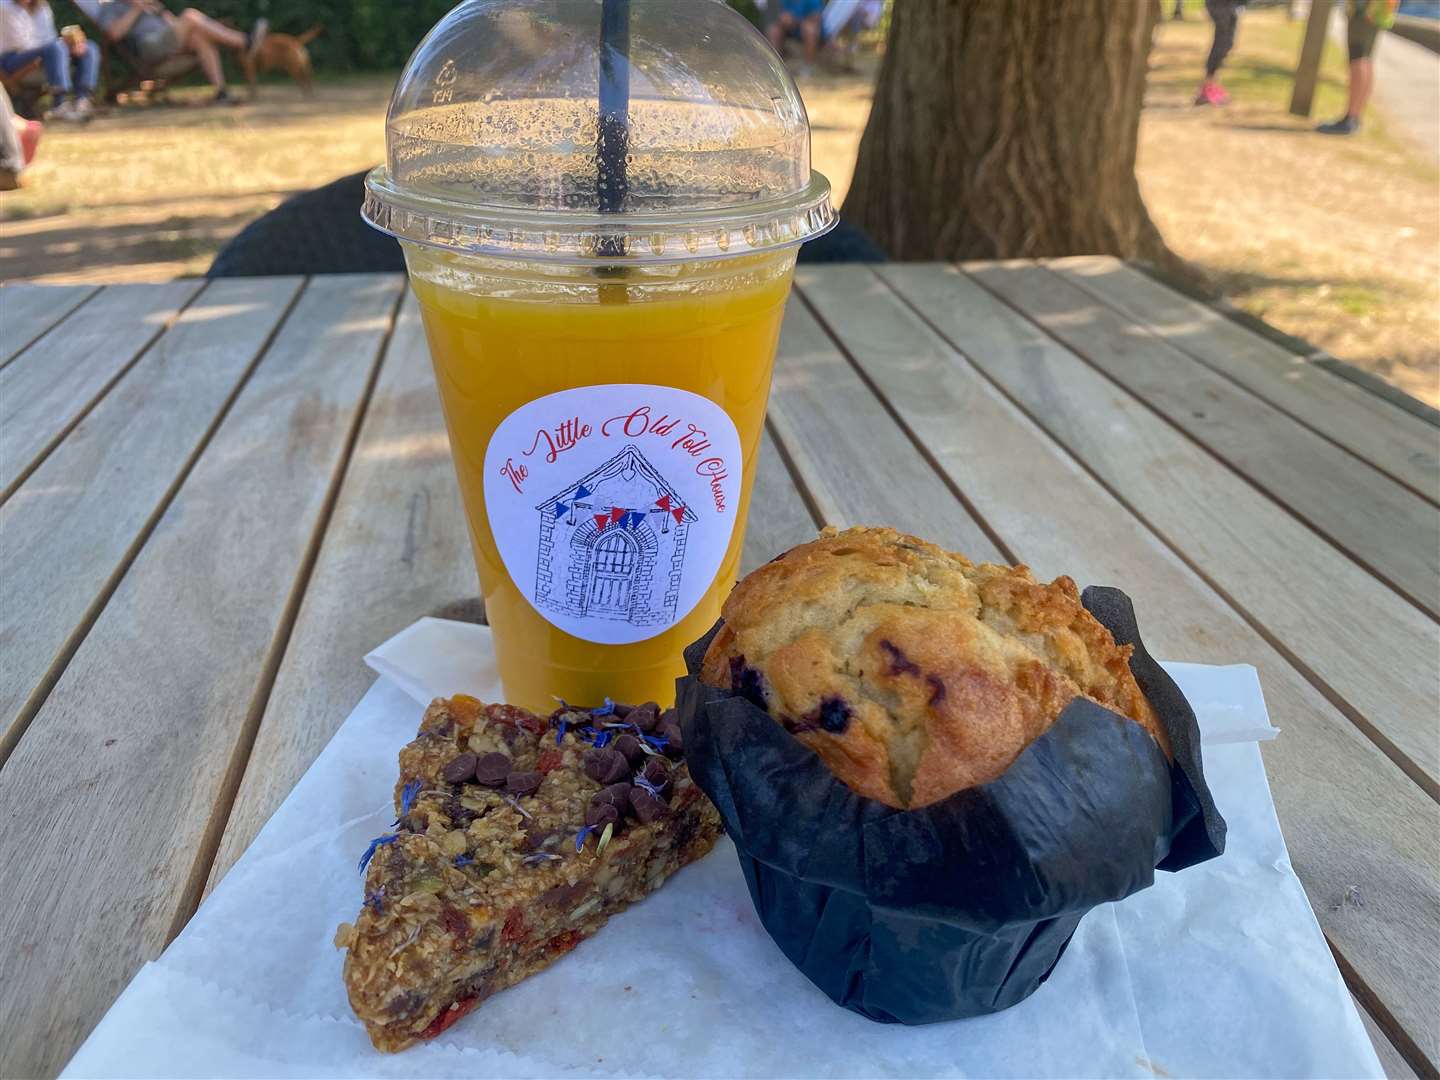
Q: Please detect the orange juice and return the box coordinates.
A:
[405,246,796,711]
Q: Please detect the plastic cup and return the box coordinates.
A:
[364,0,834,711]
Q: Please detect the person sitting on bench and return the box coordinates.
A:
[73,0,265,104]
[0,0,99,121]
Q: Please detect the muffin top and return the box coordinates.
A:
[700,526,1168,809]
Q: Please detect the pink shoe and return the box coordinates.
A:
[18,119,42,165]
[1199,81,1230,106]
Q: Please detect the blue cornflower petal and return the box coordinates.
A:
[555,719,568,746]
[358,833,400,874]
[398,779,422,819]
[590,697,616,718]
[453,855,473,868]
[575,824,597,852]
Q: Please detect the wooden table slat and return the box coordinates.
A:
[0,276,304,759]
[768,294,1006,562]
[1049,257,1440,501]
[742,426,825,574]
[0,274,404,1080]
[880,263,1440,796]
[968,262,1440,619]
[203,291,476,894]
[0,282,99,367]
[1359,997,1422,1079]
[800,264,1440,1071]
[0,281,204,499]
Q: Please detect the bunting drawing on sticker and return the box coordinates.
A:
[533,444,698,625]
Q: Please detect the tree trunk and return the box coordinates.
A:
[844,0,1182,273]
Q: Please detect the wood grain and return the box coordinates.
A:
[0,281,203,499]
[768,291,1005,562]
[0,274,404,1080]
[947,261,1440,793]
[0,283,98,367]
[203,291,474,894]
[1359,996,1421,1079]
[969,261,1440,618]
[859,262,1438,1068]
[0,277,303,761]
[742,425,821,573]
[1049,257,1440,501]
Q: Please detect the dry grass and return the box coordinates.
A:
[0,77,390,281]
[1140,11,1440,405]
[0,13,1435,404]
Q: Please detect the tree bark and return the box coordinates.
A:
[844,0,1182,273]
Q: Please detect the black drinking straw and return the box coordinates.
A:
[596,0,630,260]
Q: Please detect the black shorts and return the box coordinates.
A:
[1347,10,1382,61]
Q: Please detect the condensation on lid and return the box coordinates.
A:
[362,0,835,262]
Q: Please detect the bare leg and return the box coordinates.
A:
[767,13,794,55]
[1347,57,1373,119]
[178,8,246,51]
[184,29,226,90]
[801,14,820,66]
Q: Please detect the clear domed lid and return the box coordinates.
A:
[363,0,834,263]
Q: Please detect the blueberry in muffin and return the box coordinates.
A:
[700,525,1170,809]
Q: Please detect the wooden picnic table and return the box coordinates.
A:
[1,263,1436,1079]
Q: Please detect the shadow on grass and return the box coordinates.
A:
[1195,266,1397,300]
[0,205,266,280]
[1218,122,1317,134]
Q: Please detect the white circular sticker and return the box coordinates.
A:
[483,384,744,644]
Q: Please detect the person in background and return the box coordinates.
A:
[72,0,265,105]
[0,0,100,121]
[821,0,883,72]
[1318,0,1399,135]
[0,83,42,188]
[1195,0,1242,106]
[767,0,823,74]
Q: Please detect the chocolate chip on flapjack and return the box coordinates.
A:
[583,747,629,785]
[584,801,621,830]
[628,787,671,824]
[474,752,512,787]
[441,753,478,784]
[591,782,633,814]
[505,770,543,796]
[612,733,646,768]
[627,702,661,733]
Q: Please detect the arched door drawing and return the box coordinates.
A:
[586,529,638,618]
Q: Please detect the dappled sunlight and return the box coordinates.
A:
[330,315,395,335]
[176,302,265,323]
[358,431,451,463]
[8,482,85,504]
[1040,306,1105,331]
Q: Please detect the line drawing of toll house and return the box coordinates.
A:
[534,444,698,626]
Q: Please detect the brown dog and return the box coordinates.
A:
[243,25,323,97]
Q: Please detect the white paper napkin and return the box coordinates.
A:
[63,620,1376,1079]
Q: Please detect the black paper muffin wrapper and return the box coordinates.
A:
[675,586,1226,1025]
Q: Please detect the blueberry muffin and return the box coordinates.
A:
[700,526,1169,809]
